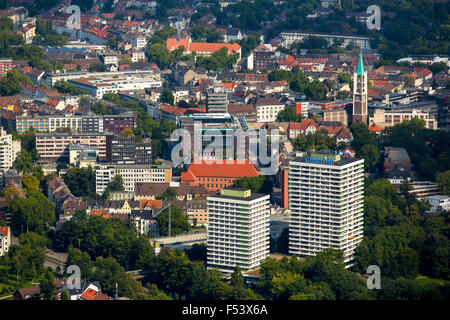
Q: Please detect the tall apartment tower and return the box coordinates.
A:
[352,51,368,124]
[0,128,20,170]
[207,188,270,273]
[206,85,228,113]
[288,151,364,266]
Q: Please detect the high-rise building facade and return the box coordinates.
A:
[352,52,368,124]
[206,86,228,113]
[207,188,270,273]
[288,151,364,266]
[0,128,20,170]
[106,135,152,165]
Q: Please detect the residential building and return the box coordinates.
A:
[323,109,348,126]
[130,209,154,236]
[175,199,209,226]
[408,181,442,199]
[280,31,370,49]
[227,104,257,123]
[206,85,228,113]
[383,147,411,184]
[131,50,146,63]
[35,132,110,162]
[0,226,10,256]
[0,58,12,76]
[353,52,368,124]
[181,160,259,191]
[106,135,152,165]
[207,188,270,272]
[95,164,172,194]
[103,113,135,135]
[288,151,364,266]
[255,97,285,122]
[369,108,437,129]
[0,127,20,170]
[425,195,450,213]
[133,36,147,50]
[134,182,209,201]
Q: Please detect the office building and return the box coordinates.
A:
[288,151,364,266]
[206,86,228,113]
[280,31,371,49]
[207,188,270,272]
[353,52,368,124]
[369,108,437,129]
[106,135,152,165]
[95,164,172,194]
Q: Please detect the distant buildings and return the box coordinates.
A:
[0,58,12,76]
[254,97,285,122]
[425,195,450,213]
[207,188,270,272]
[280,31,371,50]
[288,151,364,266]
[166,38,242,60]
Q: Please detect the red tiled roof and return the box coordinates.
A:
[80,288,99,300]
[368,122,383,132]
[0,226,8,237]
[167,38,241,54]
[182,160,259,180]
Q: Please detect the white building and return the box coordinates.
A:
[133,36,147,50]
[280,31,371,50]
[68,74,162,99]
[425,195,450,213]
[0,128,20,170]
[288,151,364,267]
[207,188,270,273]
[0,226,10,256]
[131,50,146,63]
[255,97,285,122]
[95,164,172,194]
[100,54,118,66]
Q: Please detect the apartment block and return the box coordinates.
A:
[35,132,110,162]
[207,188,270,273]
[95,164,172,194]
[288,151,364,266]
[255,97,285,122]
[0,128,20,170]
[206,86,228,113]
[369,108,437,129]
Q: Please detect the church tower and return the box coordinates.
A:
[352,51,368,124]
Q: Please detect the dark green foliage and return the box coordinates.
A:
[233,175,273,194]
[196,47,239,71]
[156,205,191,236]
[277,106,301,122]
[184,244,207,262]
[53,80,86,95]
[8,242,46,282]
[291,129,337,151]
[88,62,107,72]
[66,246,94,280]
[39,269,56,300]
[55,211,154,270]
[63,167,96,198]
[8,191,56,236]
[161,89,175,105]
[350,122,380,170]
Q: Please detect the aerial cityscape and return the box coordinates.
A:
[0,0,449,305]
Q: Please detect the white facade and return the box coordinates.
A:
[256,103,285,122]
[95,164,171,194]
[280,31,370,50]
[133,37,147,50]
[0,128,20,170]
[425,195,450,213]
[131,51,146,63]
[207,189,270,273]
[288,153,364,267]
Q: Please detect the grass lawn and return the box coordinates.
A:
[415,274,448,287]
[0,265,45,298]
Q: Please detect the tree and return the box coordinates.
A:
[61,289,70,300]
[403,74,416,88]
[88,62,107,72]
[358,144,379,169]
[277,106,301,122]
[120,127,134,136]
[13,150,34,174]
[39,269,56,300]
[233,175,273,194]
[21,174,40,192]
[436,170,450,195]
[118,55,132,65]
[63,167,96,198]
[108,175,124,192]
[66,246,94,280]
[156,205,190,236]
[301,36,329,49]
[9,243,46,281]
[18,232,50,248]
[161,89,175,105]
[8,190,56,235]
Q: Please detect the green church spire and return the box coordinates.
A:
[356,51,364,75]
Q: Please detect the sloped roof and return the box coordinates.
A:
[181,160,259,179]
